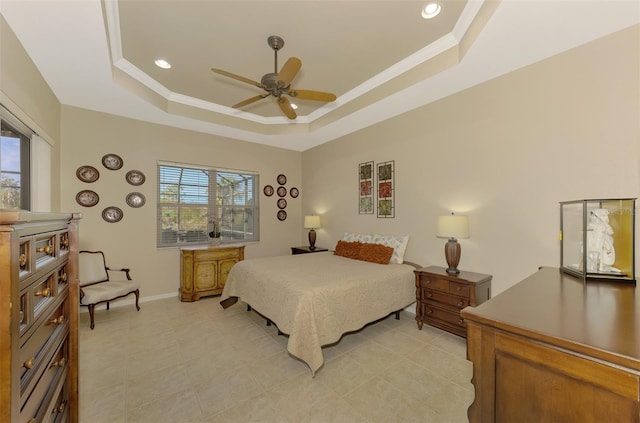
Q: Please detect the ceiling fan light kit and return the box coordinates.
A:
[211,35,336,120]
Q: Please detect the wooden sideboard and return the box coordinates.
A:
[462,267,640,423]
[0,211,81,423]
[414,266,492,337]
[179,245,245,302]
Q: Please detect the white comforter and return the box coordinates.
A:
[220,252,416,375]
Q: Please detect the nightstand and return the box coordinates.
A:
[291,246,328,255]
[414,265,492,337]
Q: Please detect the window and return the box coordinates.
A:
[1,107,31,210]
[157,162,259,247]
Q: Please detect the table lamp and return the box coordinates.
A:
[304,215,321,250]
[436,213,469,274]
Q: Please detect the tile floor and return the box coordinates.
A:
[79,297,475,423]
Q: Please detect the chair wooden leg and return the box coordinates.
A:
[106,302,110,311]
[88,304,96,330]
[134,289,140,311]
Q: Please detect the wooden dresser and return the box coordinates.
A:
[179,245,245,302]
[462,267,640,422]
[414,266,492,337]
[0,211,81,423]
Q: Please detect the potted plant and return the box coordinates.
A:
[208,216,221,246]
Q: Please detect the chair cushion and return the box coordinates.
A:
[79,252,109,285]
[80,280,140,305]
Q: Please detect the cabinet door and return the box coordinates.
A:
[217,258,237,290]
[194,261,218,291]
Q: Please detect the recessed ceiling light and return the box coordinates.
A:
[422,2,441,19]
[154,59,171,69]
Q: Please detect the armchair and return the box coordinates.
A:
[78,250,140,329]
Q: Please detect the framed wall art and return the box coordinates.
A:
[358,161,374,214]
[377,160,394,218]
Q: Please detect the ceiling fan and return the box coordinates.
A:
[211,35,336,120]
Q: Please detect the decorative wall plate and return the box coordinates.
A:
[263,185,274,197]
[102,154,123,170]
[126,192,146,208]
[125,170,146,186]
[102,206,123,223]
[277,198,287,209]
[277,210,287,221]
[289,187,299,198]
[277,186,287,197]
[76,165,99,183]
[76,190,99,207]
[277,174,287,185]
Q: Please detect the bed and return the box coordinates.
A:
[220,243,418,376]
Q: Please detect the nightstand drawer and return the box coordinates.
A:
[418,275,449,292]
[424,289,470,308]
[449,281,470,298]
[424,304,466,328]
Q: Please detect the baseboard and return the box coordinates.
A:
[404,303,416,315]
[79,291,179,313]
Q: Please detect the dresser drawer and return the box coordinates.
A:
[423,289,470,309]
[50,382,70,423]
[194,248,240,261]
[19,300,68,386]
[20,335,68,422]
[31,274,59,325]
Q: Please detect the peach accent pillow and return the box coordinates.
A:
[334,240,362,259]
[357,243,394,265]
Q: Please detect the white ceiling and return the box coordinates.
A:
[1,0,638,151]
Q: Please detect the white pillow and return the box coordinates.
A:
[373,234,410,264]
[342,232,376,243]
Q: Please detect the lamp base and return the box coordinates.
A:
[308,229,317,250]
[444,238,461,275]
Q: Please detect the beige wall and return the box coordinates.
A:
[3,14,639,300]
[0,15,62,210]
[302,25,640,295]
[59,106,303,299]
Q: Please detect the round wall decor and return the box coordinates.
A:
[277,198,287,209]
[76,166,99,183]
[263,185,274,196]
[277,210,287,221]
[126,192,146,208]
[102,206,123,223]
[126,170,146,186]
[101,154,123,170]
[277,174,287,185]
[76,190,99,207]
[277,186,287,197]
[289,187,299,198]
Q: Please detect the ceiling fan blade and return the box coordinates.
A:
[232,94,269,109]
[211,68,263,88]
[277,96,297,120]
[277,57,302,87]
[289,89,337,102]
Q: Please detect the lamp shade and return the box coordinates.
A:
[436,215,469,239]
[304,215,321,229]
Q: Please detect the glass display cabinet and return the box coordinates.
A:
[560,198,636,282]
